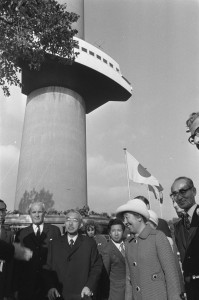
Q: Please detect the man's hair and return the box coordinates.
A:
[65,209,83,222]
[186,112,199,131]
[0,199,7,210]
[173,177,194,188]
[136,195,149,206]
[108,218,125,232]
[28,202,46,213]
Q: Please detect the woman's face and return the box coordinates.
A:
[86,226,95,237]
[123,212,143,234]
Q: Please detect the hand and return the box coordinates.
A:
[81,286,93,298]
[48,288,61,300]
[13,243,33,261]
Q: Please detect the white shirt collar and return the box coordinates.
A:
[187,203,197,221]
[111,240,124,250]
[33,223,44,234]
[67,234,78,244]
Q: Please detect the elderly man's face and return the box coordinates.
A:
[171,179,196,211]
[29,203,45,225]
[65,212,81,235]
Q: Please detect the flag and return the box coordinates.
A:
[148,184,164,203]
[125,150,160,186]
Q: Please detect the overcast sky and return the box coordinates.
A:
[0,0,199,220]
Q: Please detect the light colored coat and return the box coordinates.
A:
[125,224,182,300]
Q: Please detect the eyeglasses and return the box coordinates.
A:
[170,186,193,199]
[65,218,79,223]
[188,127,199,144]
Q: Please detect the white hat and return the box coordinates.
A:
[116,199,150,219]
[148,210,158,226]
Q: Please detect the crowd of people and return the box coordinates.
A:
[0,112,198,300]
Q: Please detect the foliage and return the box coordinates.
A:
[0,0,79,96]
[19,187,54,213]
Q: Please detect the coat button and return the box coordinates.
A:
[133,262,137,266]
[134,239,137,243]
[136,286,140,292]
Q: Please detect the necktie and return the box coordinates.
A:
[36,225,40,237]
[69,239,74,248]
[183,213,190,230]
[120,243,125,257]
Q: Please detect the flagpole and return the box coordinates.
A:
[147,185,151,208]
[123,148,131,200]
[159,191,163,218]
[159,203,163,218]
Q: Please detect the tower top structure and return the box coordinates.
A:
[15,0,132,212]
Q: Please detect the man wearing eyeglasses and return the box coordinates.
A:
[186,112,199,150]
[45,209,102,300]
[170,177,199,300]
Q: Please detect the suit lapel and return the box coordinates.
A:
[177,220,188,250]
[28,225,42,245]
[110,240,125,261]
[186,205,199,250]
[39,224,49,241]
[62,234,84,259]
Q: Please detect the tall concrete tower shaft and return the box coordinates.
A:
[14,1,132,212]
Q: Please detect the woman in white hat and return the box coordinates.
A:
[116,198,182,300]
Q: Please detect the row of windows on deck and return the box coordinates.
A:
[74,44,120,73]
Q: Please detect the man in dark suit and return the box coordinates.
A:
[0,200,32,300]
[171,176,199,300]
[46,209,102,300]
[15,201,61,300]
[102,218,126,300]
[0,199,15,299]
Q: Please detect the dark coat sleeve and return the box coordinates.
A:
[157,218,172,238]
[85,238,103,292]
[0,240,14,261]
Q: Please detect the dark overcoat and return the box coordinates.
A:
[15,223,61,300]
[174,204,199,299]
[45,234,103,300]
[0,225,15,298]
